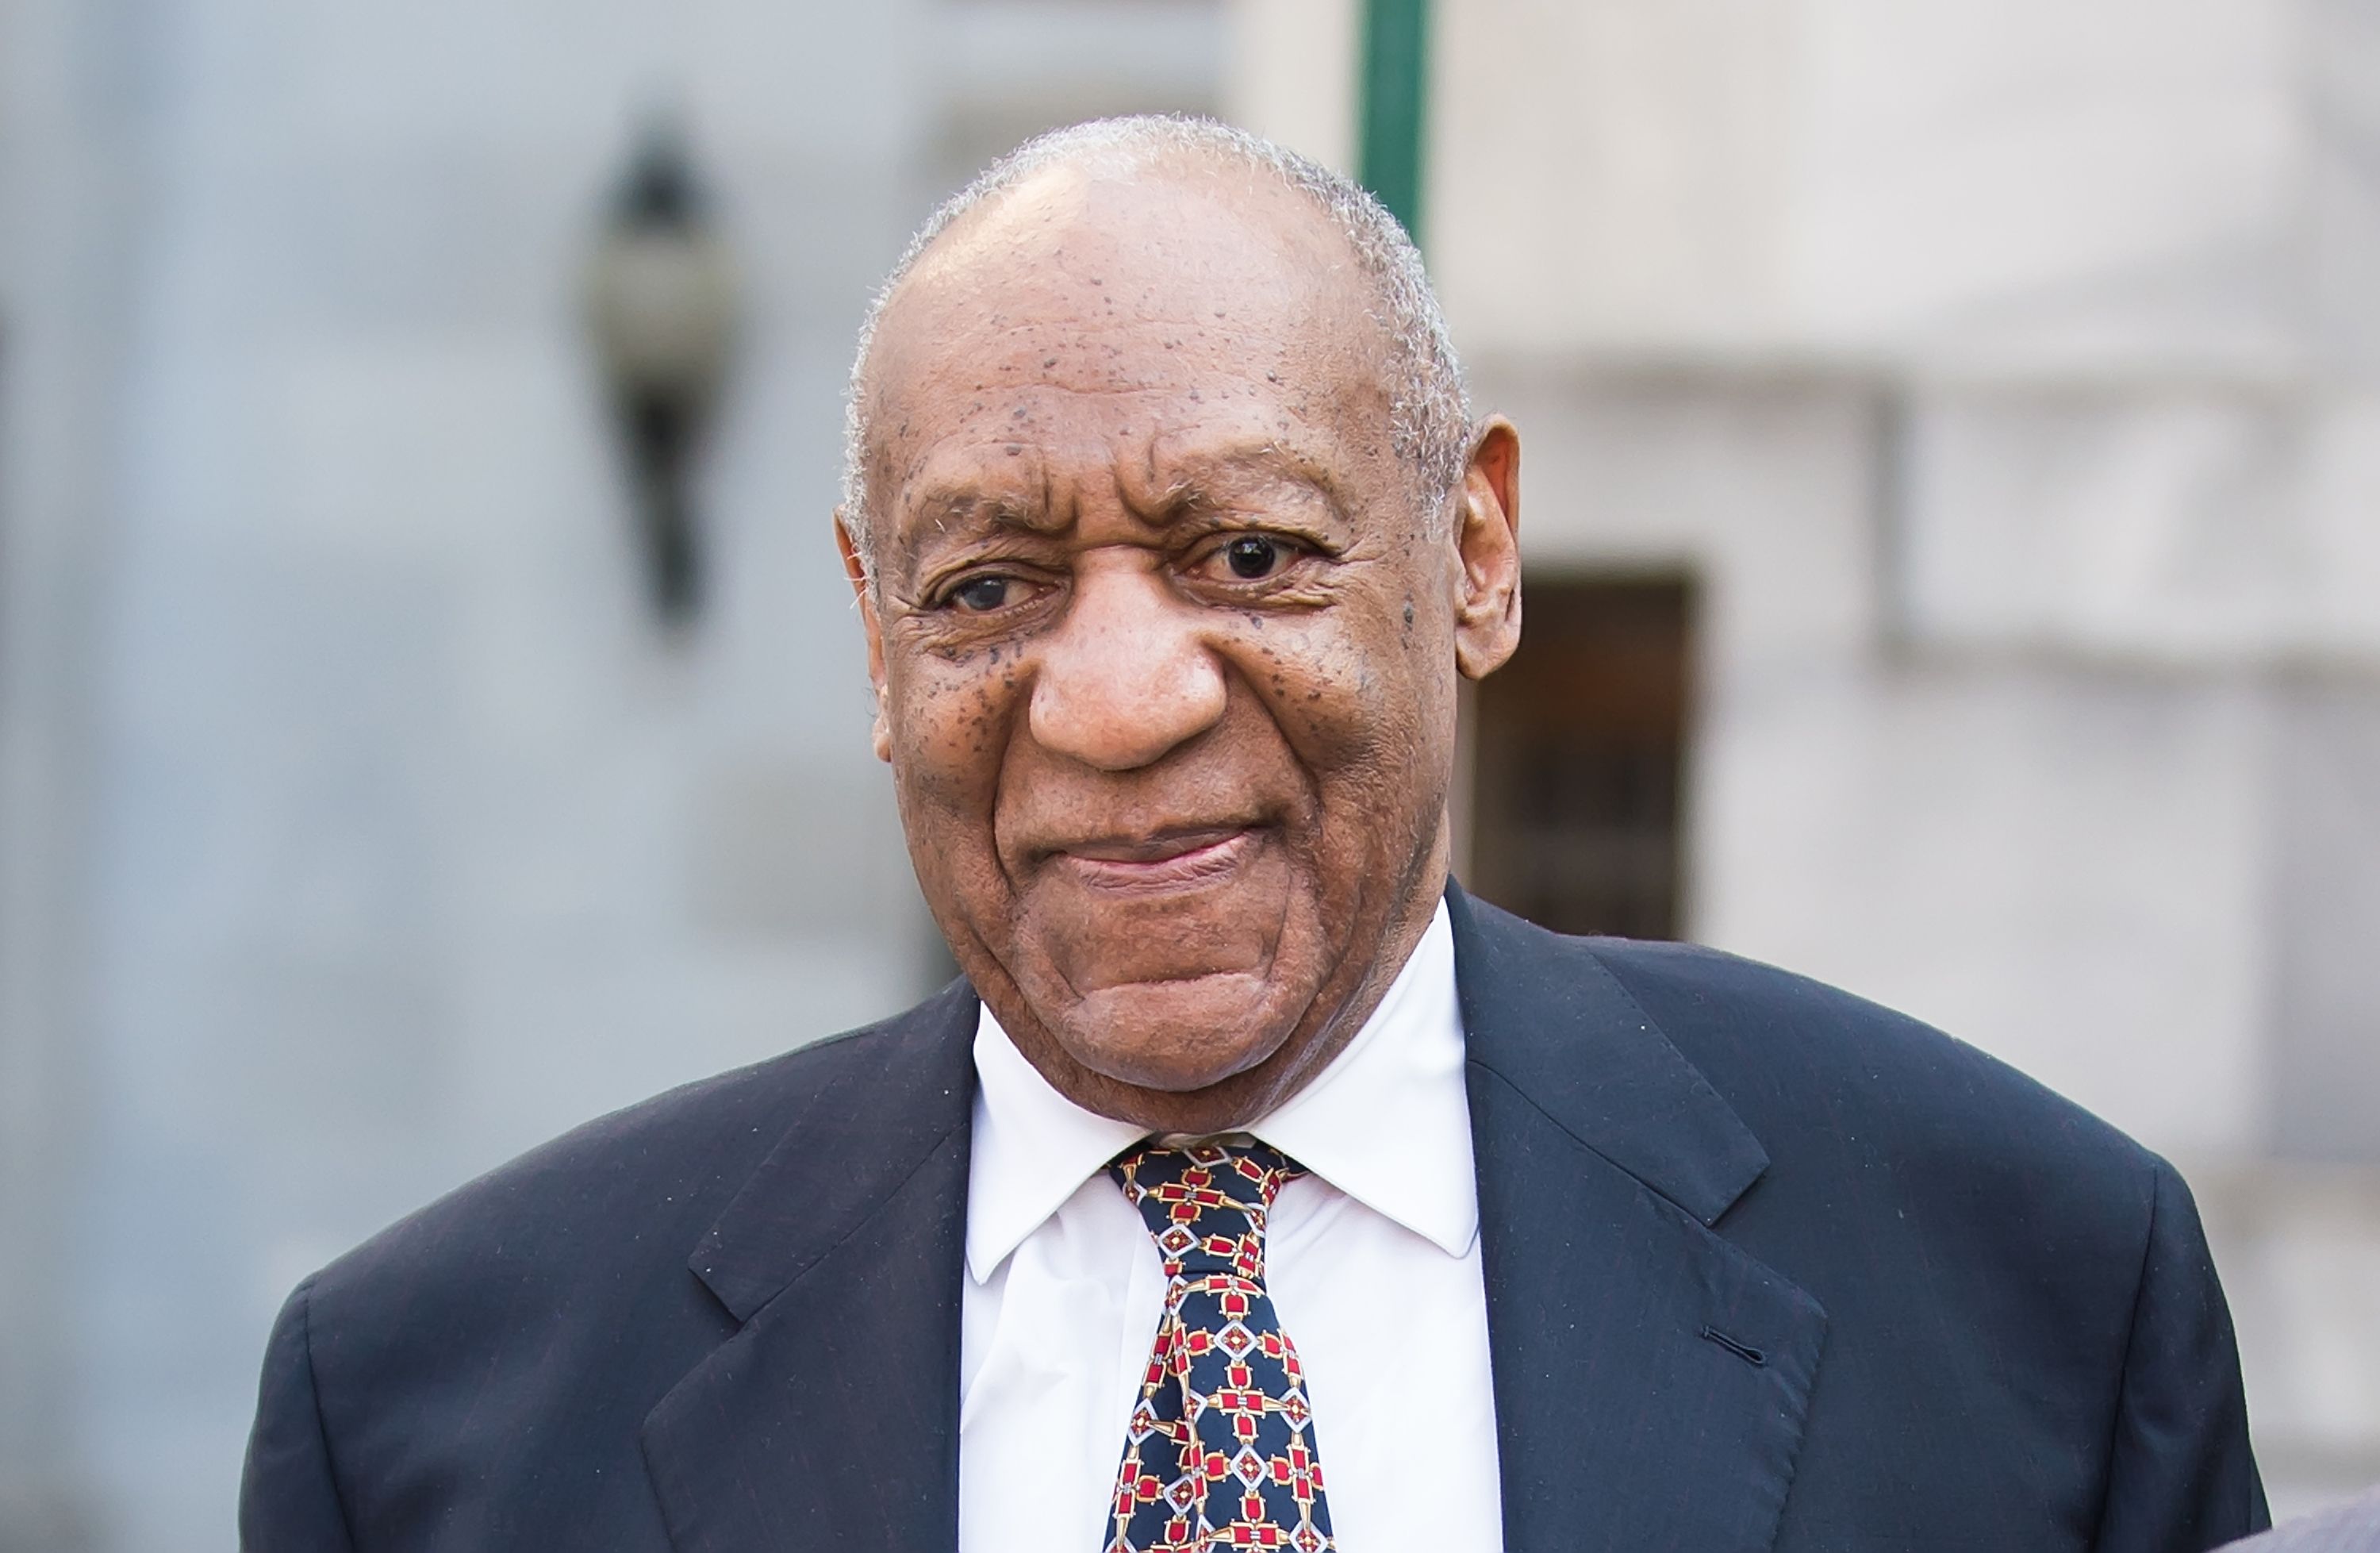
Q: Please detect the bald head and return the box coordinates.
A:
[839,117,1469,560]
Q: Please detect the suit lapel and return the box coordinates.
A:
[1450,886,1828,1553]
[639,982,978,1552]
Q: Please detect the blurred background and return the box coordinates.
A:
[2,0,2377,1545]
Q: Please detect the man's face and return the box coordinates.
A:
[845,161,1518,1132]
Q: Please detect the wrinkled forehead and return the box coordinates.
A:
[857,160,1395,537]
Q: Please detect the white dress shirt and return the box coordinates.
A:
[958,901,1503,1551]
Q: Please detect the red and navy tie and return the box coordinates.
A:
[1105,1138,1335,1553]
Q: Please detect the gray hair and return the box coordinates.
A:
[838,114,1471,559]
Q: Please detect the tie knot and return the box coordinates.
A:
[1109,1137,1306,1280]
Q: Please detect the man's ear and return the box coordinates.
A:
[834,509,894,763]
[1451,416,1522,681]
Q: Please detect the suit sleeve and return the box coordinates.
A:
[2092,1157,2271,1552]
[240,1276,359,1553]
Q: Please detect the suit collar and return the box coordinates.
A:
[1449,884,1825,1551]
[643,981,978,1551]
[684,977,978,1322]
[1448,881,1768,1226]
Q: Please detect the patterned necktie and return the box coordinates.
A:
[1105,1138,1335,1553]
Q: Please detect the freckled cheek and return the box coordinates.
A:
[1242,625,1444,878]
[1228,625,1414,771]
[883,655,1025,814]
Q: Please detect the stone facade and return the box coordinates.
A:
[0,2,1223,1547]
[1230,0,2380,1516]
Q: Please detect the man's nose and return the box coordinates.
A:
[1027,567,1227,771]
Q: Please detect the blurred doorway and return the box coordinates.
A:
[1468,575,1695,940]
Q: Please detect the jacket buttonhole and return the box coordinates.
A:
[1699,1324,1768,1367]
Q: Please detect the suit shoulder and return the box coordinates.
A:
[308,984,973,1311]
[1575,933,2163,1194]
[1549,932,2193,1343]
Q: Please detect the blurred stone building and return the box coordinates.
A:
[0,0,2374,1547]
[1234,0,2380,1520]
[0,2,1228,1545]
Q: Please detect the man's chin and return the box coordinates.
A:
[1052,971,1305,1097]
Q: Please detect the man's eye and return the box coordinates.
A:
[1218,535,1292,581]
[949,575,1019,613]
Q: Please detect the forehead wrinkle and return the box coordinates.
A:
[899,430,1055,514]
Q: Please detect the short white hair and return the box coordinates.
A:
[838,114,1471,557]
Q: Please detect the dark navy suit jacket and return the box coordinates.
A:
[241,887,2269,1550]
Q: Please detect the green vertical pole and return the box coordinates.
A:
[1357,0,1431,243]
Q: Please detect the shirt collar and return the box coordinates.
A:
[965,900,1476,1282]
[965,1001,1150,1285]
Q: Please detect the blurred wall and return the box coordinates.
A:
[1231,0,2380,1516]
[0,1,1224,1547]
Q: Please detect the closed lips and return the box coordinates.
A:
[1050,826,1263,890]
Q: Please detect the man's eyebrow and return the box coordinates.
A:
[901,486,1061,541]
[885,433,1349,577]
[1141,438,1347,515]
[881,487,1062,580]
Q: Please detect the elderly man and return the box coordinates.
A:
[241,118,2267,1551]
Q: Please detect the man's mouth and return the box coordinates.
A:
[1050,825,1263,894]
